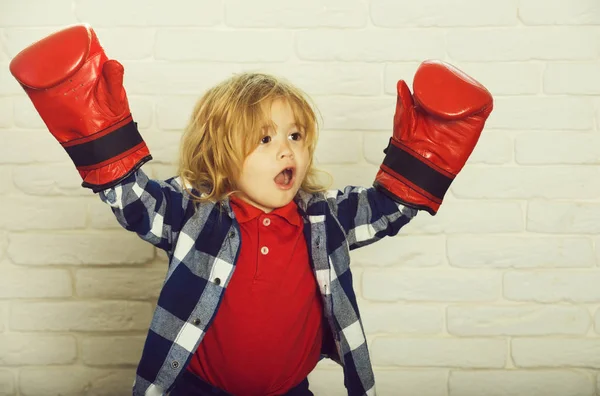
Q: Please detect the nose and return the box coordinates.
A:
[277,138,294,159]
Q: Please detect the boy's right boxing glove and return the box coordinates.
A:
[9,24,151,192]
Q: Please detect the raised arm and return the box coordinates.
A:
[10,24,187,252]
[331,60,493,250]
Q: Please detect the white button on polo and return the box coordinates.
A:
[261,246,269,255]
[263,218,271,226]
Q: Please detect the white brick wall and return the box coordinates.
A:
[0,0,599,395]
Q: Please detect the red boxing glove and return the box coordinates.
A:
[374,60,493,215]
[9,24,151,192]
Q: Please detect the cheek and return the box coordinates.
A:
[241,157,266,182]
[297,148,310,168]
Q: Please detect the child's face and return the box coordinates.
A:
[235,99,310,213]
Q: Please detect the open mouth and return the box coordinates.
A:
[274,167,295,188]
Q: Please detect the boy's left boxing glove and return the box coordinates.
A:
[9,24,151,192]
[374,60,493,215]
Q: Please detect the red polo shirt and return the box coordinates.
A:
[187,196,323,396]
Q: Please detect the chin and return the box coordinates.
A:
[266,191,296,208]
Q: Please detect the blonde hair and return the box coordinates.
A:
[177,72,328,204]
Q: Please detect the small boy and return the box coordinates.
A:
[10,25,492,396]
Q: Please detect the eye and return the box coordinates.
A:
[261,135,271,144]
[289,132,303,141]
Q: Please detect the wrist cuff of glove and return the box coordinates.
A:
[381,138,453,206]
[83,152,152,193]
[63,115,145,169]
[373,180,438,216]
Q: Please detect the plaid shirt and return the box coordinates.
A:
[99,167,417,396]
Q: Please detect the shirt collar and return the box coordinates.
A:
[229,195,303,227]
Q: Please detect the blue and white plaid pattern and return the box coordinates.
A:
[99,168,417,396]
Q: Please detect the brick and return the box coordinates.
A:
[0,39,6,61]
[0,196,86,230]
[14,97,46,129]
[0,232,6,263]
[0,38,5,61]
[449,370,594,396]
[452,166,600,199]
[0,266,71,298]
[0,167,14,195]
[128,97,154,129]
[364,130,513,165]
[593,309,600,332]
[403,200,524,234]
[81,336,145,366]
[88,198,121,229]
[307,368,345,396]
[261,63,382,96]
[0,131,67,164]
[447,236,594,268]
[0,370,14,396]
[359,302,443,334]
[314,131,362,164]
[375,370,448,396]
[156,250,169,266]
[384,63,420,93]
[447,305,590,336]
[519,0,600,25]
[371,337,507,368]
[75,0,222,26]
[0,62,22,95]
[226,0,366,27]
[13,164,92,196]
[142,130,183,164]
[309,164,378,191]
[156,30,293,62]
[527,201,600,233]
[122,62,240,95]
[512,338,600,368]
[90,28,155,61]
[2,28,58,59]
[150,63,382,126]
[155,95,200,131]
[544,63,600,94]
[516,132,600,165]
[0,98,11,128]
[446,62,542,95]
[351,235,446,267]
[504,271,600,303]
[314,97,393,131]
[363,131,392,165]
[7,231,154,265]
[372,0,518,27]
[149,164,179,181]
[463,130,514,164]
[20,367,134,396]
[0,0,76,26]
[0,303,5,332]
[447,28,598,61]
[296,30,445,62]
[363,270,501,302]
[76,268,165,300]
[487,97,593,130]
[0,335,76,365]
[10,301,152,331]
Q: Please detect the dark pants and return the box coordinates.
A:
[170,370,314,396]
